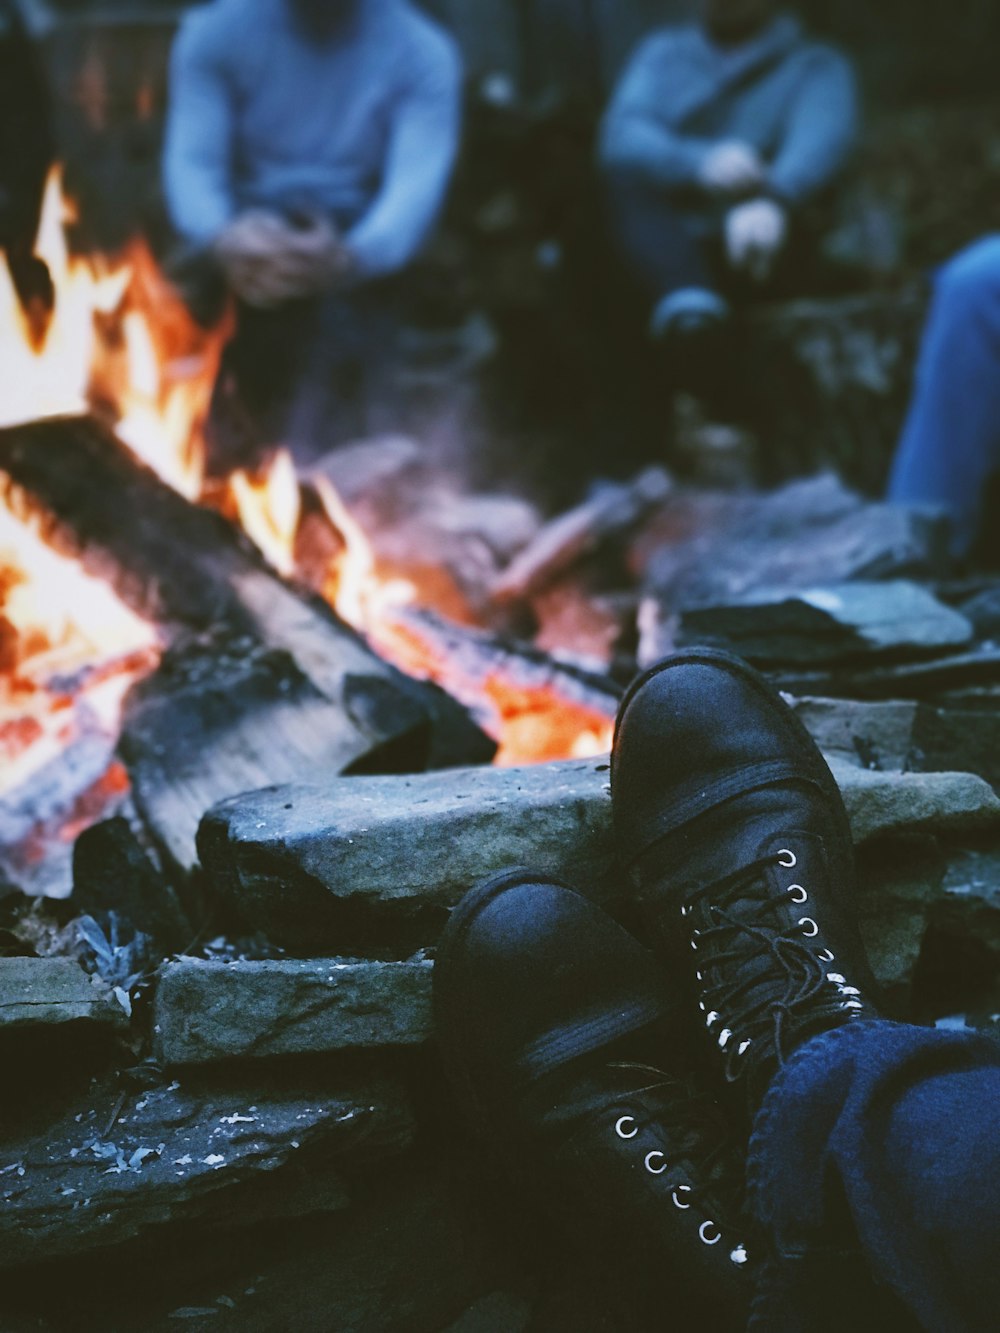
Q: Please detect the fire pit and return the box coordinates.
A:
[4,170,1000,1332]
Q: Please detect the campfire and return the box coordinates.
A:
[0,170,621,898]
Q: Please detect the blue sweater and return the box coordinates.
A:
[163,0,462,279]
[600,15,859,208]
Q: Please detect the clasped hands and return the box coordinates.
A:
[214,209,355,308]
[698,140,788,283]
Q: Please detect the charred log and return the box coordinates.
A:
[0,416,494,878]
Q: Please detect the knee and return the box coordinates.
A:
[935,236,1000,312]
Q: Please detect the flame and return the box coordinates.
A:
[0,165,611,834]
[0,170,128,425]
[0,167,226,801]
[229,448,302,577]
[0,484,157,794]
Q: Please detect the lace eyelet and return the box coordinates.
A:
[798,917,819,938]
[706,1010,719,1027]
[786,884,807,904]
[776,849,797,867]
[730,1244,749,1266]
[699,1221,722,1245]
[672,1185,692,1210]
[817,948,835,962]
[614,1116,638,1140]
[718,1028,732,1049]
[644,1151,668,1175]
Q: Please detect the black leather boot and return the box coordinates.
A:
[433,867,753,1323]
[612,650,881,1115]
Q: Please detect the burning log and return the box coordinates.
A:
[0,415,494,879]
[369,604,621,764]
[489,466,672,606]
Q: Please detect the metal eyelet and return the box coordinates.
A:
[705,1010,719,1027]
[786,884,807,904]
[777,849,797,867]
[672,1185,692,1210]
[737,1038,752,1056]
[615,1116,638,1140]
[644,1151,668,1175]
[718,1029,732,1049]
[690,930,700,952]
[798,917,819,938]
[730,1244,749,1266]
[817,949,835,962]
[699,1221,722,1245]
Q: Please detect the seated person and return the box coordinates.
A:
[162,0,462,461]
[598,0,859,348]
[888,237,1000,564]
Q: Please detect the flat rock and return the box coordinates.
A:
[197,760,615,952]
[793,693,1000,787]
[0,957,126,1031]
[791,696,919,770]
[639,475,945,638]
[153,957,434,1066]
[676,582,973,666]
[198,757,1000,953]
[0,1074,414,1269]
[832,760,1000,843]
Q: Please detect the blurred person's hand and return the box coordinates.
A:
[724,197,788,282]
[215,210,354,307]
[698,141,765,196]
[284,212,357,295]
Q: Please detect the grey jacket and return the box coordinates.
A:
[163,0,462,279]
[599,15,859,207]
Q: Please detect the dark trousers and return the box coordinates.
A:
[212,289,394,471]
[604,173,823,313]
[747,1019,1000,1331]
[168,243,397,473]
[604,174,724,311]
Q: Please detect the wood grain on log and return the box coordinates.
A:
[0,416,494,877]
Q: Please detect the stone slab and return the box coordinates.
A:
[793,693,1000,787]
[198,758,1000,953]
[831,760,1000,844]
[197,759,616,952]
[0,957,127,1030]
[0,1074,414,1269]
[153,957,434,1066]
[677,581,972,666]
[790,696,919,770]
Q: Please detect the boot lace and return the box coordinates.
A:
[683,850,864,1082]
[608,1060,751,1265]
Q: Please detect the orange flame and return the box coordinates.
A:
[0,168,612,808]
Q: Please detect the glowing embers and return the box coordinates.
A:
[0,478,157,797]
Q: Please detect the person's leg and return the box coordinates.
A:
[603,171,726,319]
[611,649,1000,1330]
[888,236,1000,559]
[747,1019,1000,1332]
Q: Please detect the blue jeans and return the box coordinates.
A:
[746,1019,1000,1331]
[888,236,1000,558]
[603,172,723,309]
